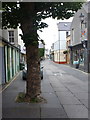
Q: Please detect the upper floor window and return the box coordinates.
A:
[8,31,14,43]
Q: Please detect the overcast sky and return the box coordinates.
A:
[38,17,73,50]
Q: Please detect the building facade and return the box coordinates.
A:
[0,28,25,85]
[54,22,71,64]
[0,37,20,85]
[70,2,90,72]
[49,43,54,61]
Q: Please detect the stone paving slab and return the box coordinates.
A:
[57,75,88,93]
[53,87,70,92]
[74,92,88,100]
[56,91,74,97]
[63,105,88,118]
[40,93,61,108]
[50,82,65,88]
[41,108,68,118]
[80,99,88,108]
[57,95,82,105]
[41,84,54,93]
[66,86,88,93]
[3,107,40,118]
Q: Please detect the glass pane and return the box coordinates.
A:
[9,38,12,42]
[8,31,14,42]
[9,31,14,37]
[12,38,14,42]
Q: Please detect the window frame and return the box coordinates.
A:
[8,30,14,43]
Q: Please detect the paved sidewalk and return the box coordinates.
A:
[1,60,88,119]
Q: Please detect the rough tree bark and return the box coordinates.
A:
[26,45,41,98]
[20,3,41,99]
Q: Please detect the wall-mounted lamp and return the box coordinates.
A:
[79,13,84,23]
[80,13,87,48]
[79,13,86,25]
[81,39,87,48]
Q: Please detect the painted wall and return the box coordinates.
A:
[54,49,66,63]
[18,27,25,50]
[2,29,18,44]
[54,31,67,50]
[70,2,89,72]
[54,31,68,63]
[71,5,87,46]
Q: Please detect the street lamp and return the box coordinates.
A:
[79,13,84,23]
[79,12,88,72]
[79,13,87,48]
[58,30,60,64]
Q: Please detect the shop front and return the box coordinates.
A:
[0,37,20,85]
[70,42,88,72]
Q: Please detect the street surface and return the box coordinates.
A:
[1,59,89,119]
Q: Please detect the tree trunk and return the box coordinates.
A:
[26,45,41,98]
[20,3,41,99]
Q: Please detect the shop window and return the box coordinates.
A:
[79,49,84,66]
[73,49,84,66]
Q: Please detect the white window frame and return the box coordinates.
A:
[8,31,14,43]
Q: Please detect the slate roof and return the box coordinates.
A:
[57,22,71,31]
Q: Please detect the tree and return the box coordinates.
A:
[2,2,84,100]
[39,48,45,59]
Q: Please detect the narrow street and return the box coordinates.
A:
[2,59,88,119]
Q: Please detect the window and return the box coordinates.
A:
[8,31,14,43]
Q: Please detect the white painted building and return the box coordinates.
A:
[39,42,45,48]
[54,22,71,64]
[2,27,25,49]
[45,49,49,59]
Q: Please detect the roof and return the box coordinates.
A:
[57,22,71,31]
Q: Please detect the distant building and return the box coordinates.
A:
[39,42,45,48]
[45,49,49,59]
[50,43,54,61]
[54,22,71,64]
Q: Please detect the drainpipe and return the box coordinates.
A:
[59,30,60,64]
[87,12,90,73]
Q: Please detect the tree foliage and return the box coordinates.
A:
[2,2,84,46]
[39,48,45,58]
